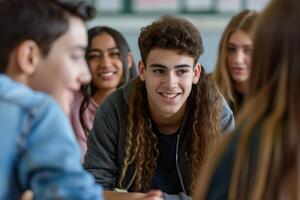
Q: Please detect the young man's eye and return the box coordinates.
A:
[71,54,84,61]
[177,69,189,75]
[153,69,164,74]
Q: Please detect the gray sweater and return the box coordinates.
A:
[84,79,235,200]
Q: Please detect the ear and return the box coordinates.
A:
[138,60,146,81]
[16,40,40,75]
[192,63,201,84]
[127,52,133,69]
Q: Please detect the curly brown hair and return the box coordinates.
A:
[138,15,203,65]
[118,15,222,194]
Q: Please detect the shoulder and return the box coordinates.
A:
[91,80,138,138]
[220,95,235,132]
[99,79,136,114]
[0,75,75,155]
[0,75,62,117]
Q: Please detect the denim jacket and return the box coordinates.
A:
[0,75,103,200]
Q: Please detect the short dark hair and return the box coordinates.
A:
[0,0,95,73]
[138,15,203,65]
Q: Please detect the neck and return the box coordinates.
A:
[150,103,186,135]
[5,64,28,86]
[234,81,248,94]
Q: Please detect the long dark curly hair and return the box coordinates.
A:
[118,15,222,194]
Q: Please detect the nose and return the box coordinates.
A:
[78,61,91,85]
[99,53,111,68]
[234,49,246,66]
[163,71,177,89]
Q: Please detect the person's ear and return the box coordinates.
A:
[16,40,40,75]
[192,63,202,84]
[127,52,133,69]
[138,60,146,81]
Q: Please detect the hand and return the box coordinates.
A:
[139,190,163,200]
[21,190,33,200]
[104,190,163,200]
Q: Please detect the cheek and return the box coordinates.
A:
[88,60,98,70]
[114,59,124,72]
[145,78,158,92]
[183,81,193,92]
[226,55,234,67]
[246,56,252,66]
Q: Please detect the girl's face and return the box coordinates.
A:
[87,32,124,92]
[226,30,252,84]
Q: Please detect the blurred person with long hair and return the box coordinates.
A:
[213,10,258,114]
[193,0,299,199]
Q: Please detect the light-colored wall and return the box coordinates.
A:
[87,14,231,73]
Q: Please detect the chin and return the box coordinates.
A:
[233,77,247,82]
[160,108,180,117]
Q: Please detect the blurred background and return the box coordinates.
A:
[87,0,270,72]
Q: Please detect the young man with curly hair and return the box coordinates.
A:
[84,15,234,200]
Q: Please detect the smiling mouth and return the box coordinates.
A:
[159,92,181,99]
[97,72,116,77]
[232,67,246,71]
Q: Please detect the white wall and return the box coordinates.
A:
[87,14,231,72]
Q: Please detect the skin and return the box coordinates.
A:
[226,30,252,93]
[87,33,124,104]
[139,48,201,134]
[27,16,91,115]
[103,190,163,200]
[7,16,90,200]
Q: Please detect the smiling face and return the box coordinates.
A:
[226,30,252,84]
[29,16,90,115]
[139,48,201,120]
[87,32,124,92]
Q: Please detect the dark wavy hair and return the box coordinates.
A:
[139,15,203,65]
[118,15,222,194]
[0,0,95,73]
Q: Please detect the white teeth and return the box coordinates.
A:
[99,72,114,77]
[161,93,177,98]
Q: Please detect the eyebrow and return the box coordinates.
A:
[88,47,119,53]
[227,43,252,48]
[72,45,87,51]
[149,64,192,69]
